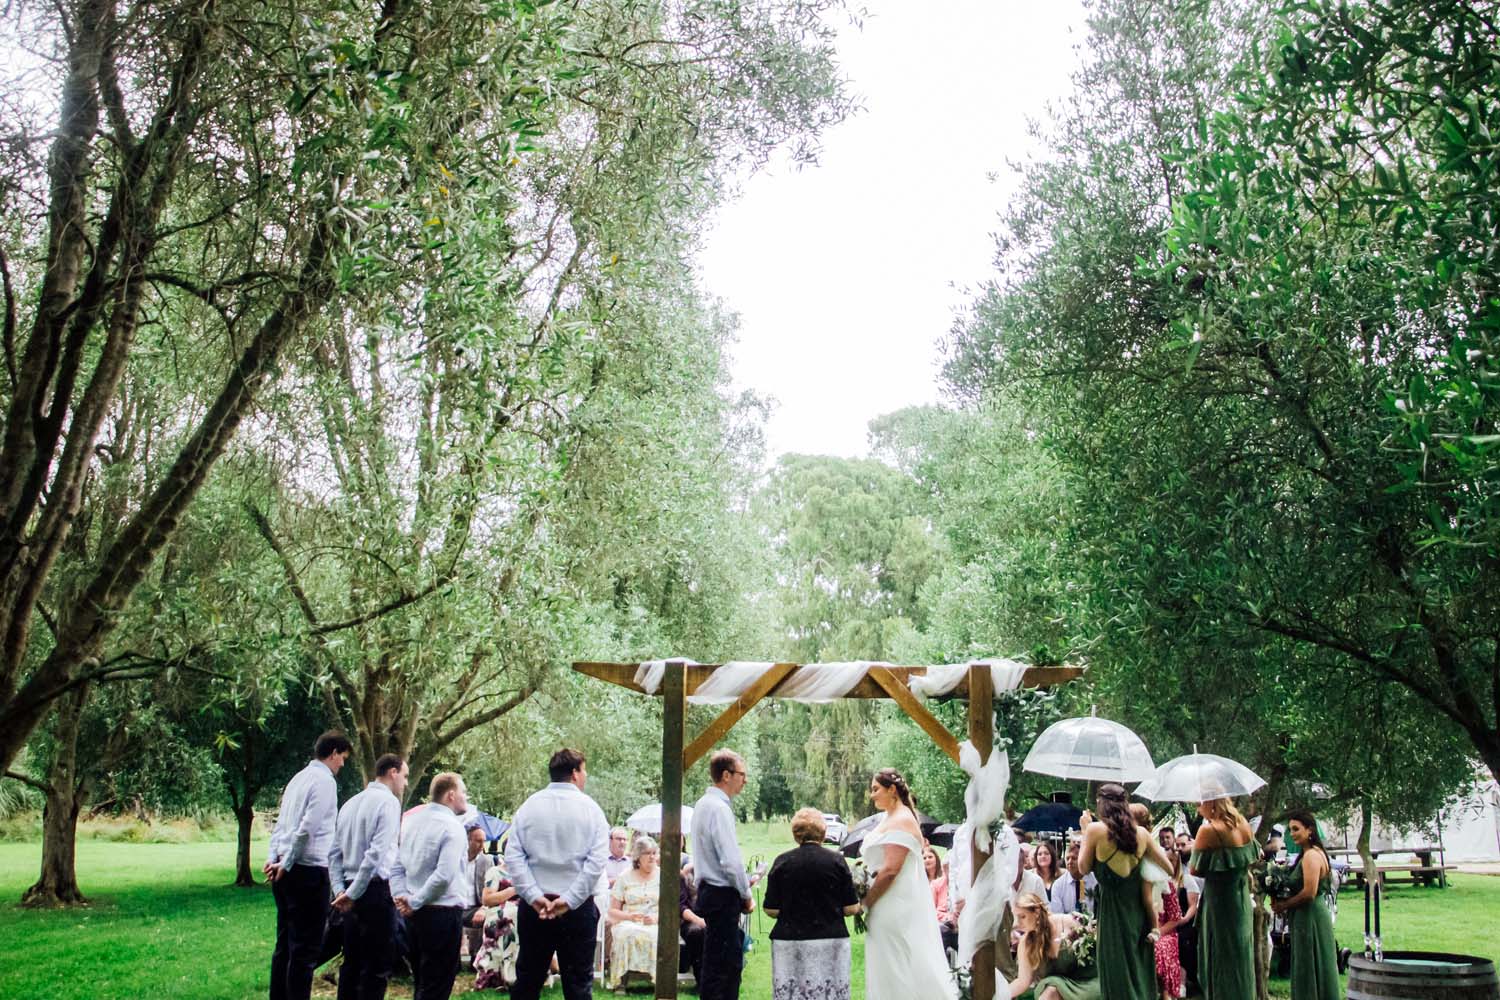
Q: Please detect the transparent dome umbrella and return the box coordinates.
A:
[1135,750,1266,803]
[1022,715,1157,784]
[624,802,694,835]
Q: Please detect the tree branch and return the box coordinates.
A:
[2,769,49,794]
[0,244,16,390]
[246,503,320,627]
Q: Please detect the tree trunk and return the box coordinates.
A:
[20,686,88,907]
[233,799,256,887]
[1252,895,1271,1000]
[1357,798,1376,894]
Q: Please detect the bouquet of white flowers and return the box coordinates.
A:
[849,859,872,933]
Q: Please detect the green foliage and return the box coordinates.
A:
[939,0,1499,821]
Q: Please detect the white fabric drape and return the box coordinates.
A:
[631,660,882,704]
[908,658,1031,700]
[955,740,1020,968]
[632,659,699,694]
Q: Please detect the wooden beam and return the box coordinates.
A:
[573,661,1083,700]
[683,662,797,768]
[655,661,686,999]
[867,666,961,764]
[968,663,997,1000]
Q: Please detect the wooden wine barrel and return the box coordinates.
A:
[1347,951,1500,999]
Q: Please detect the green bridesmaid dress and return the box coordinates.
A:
[1287,858,1341,1000]
[1093,846,1156,1000]
[1036,941,1102,1000]
[1190,839,1258,1000]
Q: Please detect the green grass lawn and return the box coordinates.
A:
[0,826,1494,999]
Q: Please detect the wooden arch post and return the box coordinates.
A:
[573,660,1083,1000]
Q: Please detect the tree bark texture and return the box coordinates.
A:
[21,685,90,907]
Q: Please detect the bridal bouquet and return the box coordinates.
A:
[1253,859,1299,900]
[849,859,872,933]
[1065,912,1100,970]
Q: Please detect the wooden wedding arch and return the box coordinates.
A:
[574,659,1084,1000]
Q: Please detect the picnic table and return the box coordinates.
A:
[1328,845,1455,889]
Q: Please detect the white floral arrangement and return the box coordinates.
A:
[849,858,872,933]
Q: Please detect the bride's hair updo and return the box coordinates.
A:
[1096,783,1138,854]
[872,768,917,814]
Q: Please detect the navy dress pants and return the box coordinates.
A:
[510,896,598,1000]
[269,864,331,1000]
[337,878,396,1000]
[697,883,745,1000]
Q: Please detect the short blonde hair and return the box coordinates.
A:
[790,807,827,845]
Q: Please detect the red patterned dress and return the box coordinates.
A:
[1155,882,1184,997]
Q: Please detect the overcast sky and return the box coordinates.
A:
[698,0,1089,462]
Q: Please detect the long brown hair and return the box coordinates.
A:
[1033,841,1062,883]
[1097,783,1137,854]
[873,768,917,814]
[1013,891,1054,972]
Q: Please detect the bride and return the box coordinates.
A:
[860,768,958,1000]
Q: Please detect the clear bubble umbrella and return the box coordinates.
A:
[1022,715,1156,784]
[1135,750,1266,802]
[624,802,694,835]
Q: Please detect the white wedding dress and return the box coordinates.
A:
[861,827,958,1000]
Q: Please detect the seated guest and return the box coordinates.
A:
[1033,841,1062,903]
[605,827,631,886]
[680,866,707,986]
[472,860,520,990]
[1049,840,1097,916]
[463,824,494,962]
[763,808,860,1000]
[924,846,957,955]
[607,835,662,989]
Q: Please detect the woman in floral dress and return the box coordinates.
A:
[472,861,520,989]
[608,836,662,989]
[1155,853,1186,999]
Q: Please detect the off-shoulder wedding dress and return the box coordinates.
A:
[861,827,958,1000]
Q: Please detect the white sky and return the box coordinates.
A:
[699,0,1089,462]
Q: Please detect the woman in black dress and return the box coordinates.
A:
[763,807,862,1000]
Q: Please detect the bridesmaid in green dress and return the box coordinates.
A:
[1189,796,1257,1000]
[1078,783,1177,1000]
[1271,812,1341,1000]
[1007,892,1100,1000]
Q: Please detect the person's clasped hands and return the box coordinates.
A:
[531,895,573,920]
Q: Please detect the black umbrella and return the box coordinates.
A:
[839,810,945,857]
[1012,801,1083,835]
[927,823,958,850]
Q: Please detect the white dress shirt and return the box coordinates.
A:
[691,786,750,898]
[393,801,468,909]
[267,759,338,870]
[1049,869,1097,915]
[329,781,401,899]
[503,782,609,911]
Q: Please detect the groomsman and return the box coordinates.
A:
[329,753,409,1000]
[393,772,471,1000]
[266,730,353,1000]
[691,749,754,1000]
[504,748,609,1000]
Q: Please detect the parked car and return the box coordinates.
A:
[822,813,847,845]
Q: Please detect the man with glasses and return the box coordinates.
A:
[691,749,754,1000]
